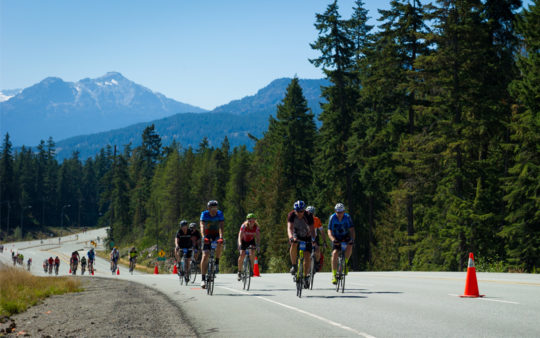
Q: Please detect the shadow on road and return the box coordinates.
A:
[305,295,368,299]
[213,293,275,297]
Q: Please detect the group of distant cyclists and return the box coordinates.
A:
[171,198,354,291]
[68,248,95,275]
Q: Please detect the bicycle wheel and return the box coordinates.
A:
[309,254,316,290]
[336,256,343,292]
[296,256,303,298]
[190,262,198,283]
[246,257,252,291]
[341,268,346,293]
[207,259,214,295]
[184,261,191,285]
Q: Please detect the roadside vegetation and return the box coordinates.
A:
[0,265,81,316]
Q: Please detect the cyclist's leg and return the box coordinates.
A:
[238,250,246,272]
[185,248,192,273]
[200,235,212,277]
[290,242,298,266]
[303,240,313,278]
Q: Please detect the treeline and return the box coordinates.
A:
[1,0,538,272]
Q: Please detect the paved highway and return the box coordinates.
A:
[2,228,540,337]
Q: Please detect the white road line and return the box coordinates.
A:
[448,294,519,304]
[219,286,376,338]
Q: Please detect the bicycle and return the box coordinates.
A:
[240,245,256,291]
[335,241,348,293]
[81,263,86,275]
[54,263,59,275]
[205,240,219,296]
[111,260,118,275]
[129,257,136,275]
[294,241,307,298]
[177,248,191,285]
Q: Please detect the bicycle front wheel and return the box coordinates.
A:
[336,257,343,292]
[296,257,304,298]
[309,254,316,290]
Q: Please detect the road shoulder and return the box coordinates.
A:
[1,277,197,337]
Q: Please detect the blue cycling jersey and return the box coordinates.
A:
[200,210,224,236]
[328,213,354,239]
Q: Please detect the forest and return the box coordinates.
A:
[0,0,538,272]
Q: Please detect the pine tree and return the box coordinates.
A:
[502,0,540,271]
[0,134,15,235]
[310,1,358,216]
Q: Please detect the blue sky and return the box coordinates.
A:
[0,0,532,110]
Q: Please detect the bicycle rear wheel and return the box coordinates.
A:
[341,270,346,293]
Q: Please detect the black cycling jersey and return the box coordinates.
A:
[176,228,196,248]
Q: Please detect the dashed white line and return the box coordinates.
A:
[448,294,519,304]
[219,286,376,338]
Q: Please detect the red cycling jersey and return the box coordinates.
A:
[240,224,260,242]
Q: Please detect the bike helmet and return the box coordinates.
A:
[246,213,256,219]
[334,203,345,212]
[306,206,316,215]
[293,200,306,211]
[179,219,188,227]
[189,222,197,229]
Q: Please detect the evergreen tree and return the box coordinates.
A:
[0,134,15,235]
[502,0,540,271]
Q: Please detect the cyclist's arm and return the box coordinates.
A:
[327,228,336,243]
[175,237,180,248]
[237,229,242,248]
[256,228,261,247]
[199,221,205,238]
[349,226,356,242]
[219,220,224,239]
[287,221,294,239]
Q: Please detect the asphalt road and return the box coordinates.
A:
[2,228,540,337]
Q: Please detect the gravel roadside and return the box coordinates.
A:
[1,277,197,337]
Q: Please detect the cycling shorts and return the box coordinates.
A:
[240,239,256,251]
[203,234,221,251]
[294,236,313,253]
[176,246,193,259]
[333,236,351,250]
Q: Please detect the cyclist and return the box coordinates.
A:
[87,248,95,267]
[175,220,195,280]
[199,200,225,289]
[43,258,48,272]
[237,213,261,281]
[110,247,120,271]
[48,256,54,272]
[27,258,32,271]
[81,255,86,273]
[327,203,355,285]
[54,256,60,272]
[189,222,202,263]
[306,206,328,272]
[287,200,315,289]
[129,247,137,269]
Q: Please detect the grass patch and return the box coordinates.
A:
[0,265,82,316]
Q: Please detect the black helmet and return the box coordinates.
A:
[179,220,188,227]
[207,200,218,208]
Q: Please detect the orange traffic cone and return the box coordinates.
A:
[460,252,484,298]
[253,256,260,277]
[154,263,159,274]
[173,264,178,274]
[117,268,120,275]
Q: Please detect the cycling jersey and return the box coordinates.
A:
[54,258,60,265]
[200,210,224,236]
[239,224,259,242]
[88,250,95,260]
[176,228,196,248]
[287,210,314,238]
[328,213,354,240]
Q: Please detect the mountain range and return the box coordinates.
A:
[0,72,207,146]
[1,73,328,160]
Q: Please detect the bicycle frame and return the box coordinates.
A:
[242,246,255,291]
